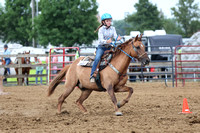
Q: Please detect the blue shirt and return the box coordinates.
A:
[3,49,11,59]
[35,60,44,71]
[3,49,11,55]
[98,26,118,45]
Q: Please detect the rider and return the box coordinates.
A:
[3,45,11,75]
[90,13,121,82]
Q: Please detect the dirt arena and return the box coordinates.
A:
[0,82,200,133]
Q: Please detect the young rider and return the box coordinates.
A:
[90,13,121,82]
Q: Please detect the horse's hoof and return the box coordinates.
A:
[83,111,89,115]
[117,102,121,108]
[115,111,123,116]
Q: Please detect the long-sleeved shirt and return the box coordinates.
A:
[3,49,11,59]
[98,26,118,45]
[3,49,11,55]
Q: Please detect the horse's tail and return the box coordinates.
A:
[48,65,70,96]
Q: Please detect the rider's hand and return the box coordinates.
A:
[106,38,112,44]
[117,35,121,41]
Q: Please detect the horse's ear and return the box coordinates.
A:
[134,35,138,42]
[140,34,143,39]
[138,34,142,41]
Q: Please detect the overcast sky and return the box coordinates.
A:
[0,0,199,20]
[96,0,180,20]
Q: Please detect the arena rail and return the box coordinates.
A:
[128,45,175,87]
[174,45,200,87]
[48,47,80,83]
[0,54,48,86]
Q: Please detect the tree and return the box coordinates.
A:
[126,0,163,33]
[34,0,99,47]
[0,4,4,38]
[113,20,131,36]
[163,18,183,35]
[0,0,32,46]
[171,0,200,37]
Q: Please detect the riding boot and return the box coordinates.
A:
[90,76,95,83]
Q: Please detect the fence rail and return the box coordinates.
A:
[0,54,48,86]
[174,45,200,87]
[1,45,199,87]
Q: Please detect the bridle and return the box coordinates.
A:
[24,57,31,64]
[131,40,147,60]
[112,36,147,61]
[108,36,148,80]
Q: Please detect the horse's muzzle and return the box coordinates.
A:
[141,58,150,66]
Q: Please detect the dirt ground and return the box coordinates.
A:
[0,82,200,133]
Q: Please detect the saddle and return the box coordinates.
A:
[78,49,114,71]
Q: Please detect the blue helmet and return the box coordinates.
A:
[101,13,112,21]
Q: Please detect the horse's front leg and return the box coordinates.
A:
[114,75,133,108]
[114,85,133,108]
[107,84,122,116]
[26,71,30,85]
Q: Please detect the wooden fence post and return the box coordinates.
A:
[17,57,23,85]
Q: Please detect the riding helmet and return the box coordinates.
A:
[101,13,112,21]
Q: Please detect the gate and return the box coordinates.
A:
[48,47,80,83]
[174,45,200,87]
[128,45,175,87]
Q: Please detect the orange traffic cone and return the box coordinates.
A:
[182,98,192,114]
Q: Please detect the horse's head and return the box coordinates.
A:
[23,51,31,64]
[130,34,150,66]
[24,51,30,54]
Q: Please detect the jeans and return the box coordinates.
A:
[90,45,110,77]
[36,70,43,84]
[5,58,11,75]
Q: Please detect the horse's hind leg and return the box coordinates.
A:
[76,89,92,112]
[57,85,76,113]
[114,85,133,108]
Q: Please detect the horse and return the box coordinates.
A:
[48,35,150,116]
[15,51,31,85]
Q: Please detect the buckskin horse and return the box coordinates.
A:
[48,35,150,116]
[15,51,31,85]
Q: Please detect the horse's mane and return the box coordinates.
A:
[113,38,134,57]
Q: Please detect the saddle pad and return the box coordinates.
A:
[77,56,94,67]
[77,53,113,69]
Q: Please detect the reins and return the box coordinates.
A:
[111,36,135,62]
[109,35,146,80]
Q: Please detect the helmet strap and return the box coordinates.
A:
[102,20,111,29]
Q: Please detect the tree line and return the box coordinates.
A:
[0,0,99,47]
[0,0,200,47]
[114,0,200,38]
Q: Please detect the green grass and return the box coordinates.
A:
[7,69,48,84]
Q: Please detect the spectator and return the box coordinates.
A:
[2,45,11,75]
[34,57,44,85]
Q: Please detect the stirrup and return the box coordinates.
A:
[90,76,95,83]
